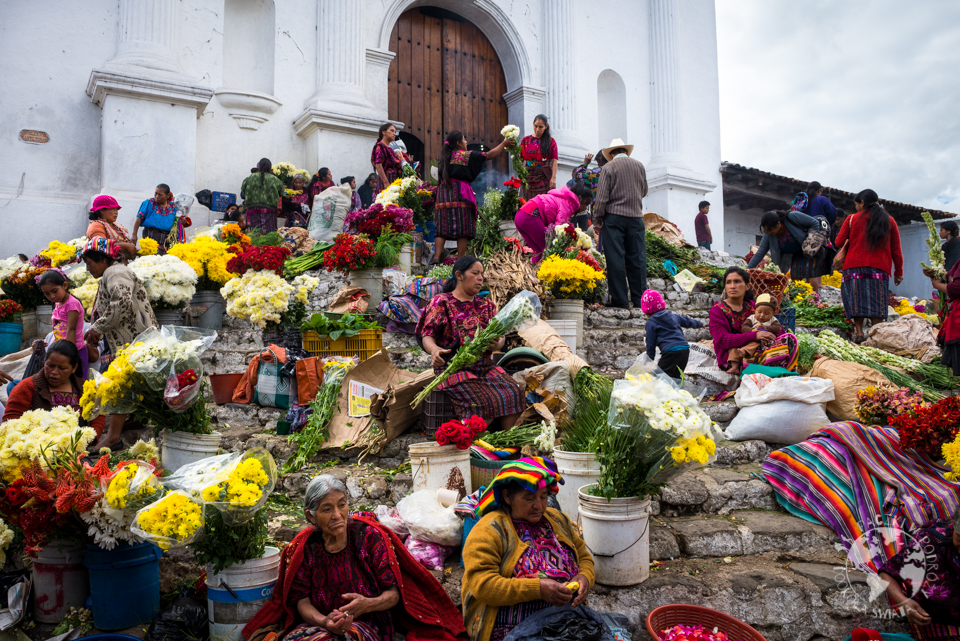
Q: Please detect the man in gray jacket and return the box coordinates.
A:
[592,138,648,308]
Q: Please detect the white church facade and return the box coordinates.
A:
[1,0,724,257]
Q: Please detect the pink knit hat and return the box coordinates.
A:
[640,289,666,315]
[90,194,121,212]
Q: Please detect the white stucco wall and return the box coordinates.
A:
[723,205,765,257]
[0,0,724,260]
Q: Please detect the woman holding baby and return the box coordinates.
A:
[708,267,800,375]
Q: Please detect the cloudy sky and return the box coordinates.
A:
[715,0,960,213]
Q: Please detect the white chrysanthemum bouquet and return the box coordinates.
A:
[500,124,528,189]
[130,254,198,311]
[0,406,96,482]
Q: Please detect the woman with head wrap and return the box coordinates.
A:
[461,458,594,641]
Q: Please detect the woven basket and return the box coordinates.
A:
[747,268,790,305]
[646,605,766,641]
[470,457,512,492]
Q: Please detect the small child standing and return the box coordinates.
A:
[38,271,88,379]
[727,293,783,373]
[642,289,704,380]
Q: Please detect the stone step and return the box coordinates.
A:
[657,468,778,517]
[656,510,841,560]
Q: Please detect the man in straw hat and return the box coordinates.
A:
[592,138,648,308]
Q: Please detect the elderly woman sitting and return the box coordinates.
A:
[462,458,595,641]
[242,475,465,641]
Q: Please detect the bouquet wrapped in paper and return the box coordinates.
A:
[162,448,278,525]
[412,290,542,407]
[591,357,721,500]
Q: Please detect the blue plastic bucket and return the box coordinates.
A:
[0,322,23,356]
[420,221,436,243]
[84,542,163,631]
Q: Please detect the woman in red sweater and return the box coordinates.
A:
[834,189,903,342]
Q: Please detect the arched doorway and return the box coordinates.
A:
[388,6,509,187]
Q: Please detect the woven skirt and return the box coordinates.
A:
[841,267,889,318]
[141,226,170,252]
[435,182,477,239]
[442,362,525,421]
[523,165,552,199]
[246,206,278,233]
[790,249,833,279]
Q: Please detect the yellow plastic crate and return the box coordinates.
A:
[301,328,383,362]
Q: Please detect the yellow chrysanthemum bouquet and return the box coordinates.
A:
[40,240,81,267]
[137,237,159,256]
[132,491,204,550]
[537,255,606,301]
[168,236,235,291]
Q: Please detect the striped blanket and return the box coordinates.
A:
[761,421,959,572]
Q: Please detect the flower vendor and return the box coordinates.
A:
[340,176,362,212]
[834,189,904,342]
[877,505,960,633]
[39,270,90,378]
[415,257,525,431]
[926,254,960,376]
[940,220,960,274]
[462,458,595,641]
[570,150,608,231]
[282,174,312,228]
[431,130,513,263]
[3,340,105,438]
[357,174,377,209]
[746,209,823,277]
[519,115,558,199]
[131,184,177,253]
[308,167,336,209]
[81,238,158,450]
[514,182,592,263]
[86,195,138,261]
[241,158,285,234]
[217,203,246,231]
[242,475,465,641]
[371,124,404,195]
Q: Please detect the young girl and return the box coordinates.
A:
[641,289,703,380]
[38,270,89,378]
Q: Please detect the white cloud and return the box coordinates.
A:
[717,0,960,211]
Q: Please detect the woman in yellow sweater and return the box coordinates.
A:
[461,458,594,641]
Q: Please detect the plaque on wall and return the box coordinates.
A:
[19,130,50,144]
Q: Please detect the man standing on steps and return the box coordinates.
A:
[593,138,648,309]
[695,201,712,250]
[132,184,176,253]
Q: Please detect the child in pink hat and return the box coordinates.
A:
[642,289,703,379]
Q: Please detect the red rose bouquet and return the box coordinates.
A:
[891,396,960,459]
[323,233,377,274]
[226,245,291,276]
[435,415,487,449]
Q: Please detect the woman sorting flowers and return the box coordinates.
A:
[709,267,799,375]
[81,238,158,450]
[371,124,404,195]
[514,182,592,263]
[519,115,558,199]
[431,130,512,263]
[3,340,105,437]
[242,475,466,641]
[86,194,138,261]
[462,458,595,641]
[416,257,525,431]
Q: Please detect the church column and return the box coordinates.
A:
[87,0,212,226]
[541,0,588,165]
[295,0,386,184]
[649,0,687,169]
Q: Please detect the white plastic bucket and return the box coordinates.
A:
[577,485,651,586]
[553,450,600,521]
[547,299,584,346]
[32,540,89,623]
[348,268,383,307]
[206,547,281,641]
[35,304,54,339]
[545,319,578,351]
[161,429,222,472]
[399,244,414,275]
[409,442,472,496]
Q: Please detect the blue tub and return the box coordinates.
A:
[84,542,163,631]
[0,322,23,356]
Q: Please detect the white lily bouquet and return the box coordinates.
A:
[500,124,528,190]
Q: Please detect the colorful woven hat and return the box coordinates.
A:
[82,238,122,260]
[474,457,564,518]
[90,194,121,212]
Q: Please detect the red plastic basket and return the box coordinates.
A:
[646,605,767,641]
[746,269,789,305]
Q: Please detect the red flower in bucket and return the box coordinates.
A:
[435,415,487,449]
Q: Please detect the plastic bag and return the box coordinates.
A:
[146,596,208,641]
[161,448,277,525]
[735,374,835,408]
[131,490,204,550]
[395,490,462,547]
[308,184,352,242]
[404,537,454,571]
[725,400,829,445]
[124,326,218,412]
[102,460,163,512]
[375,505,409,540]
[493,290,542,334]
